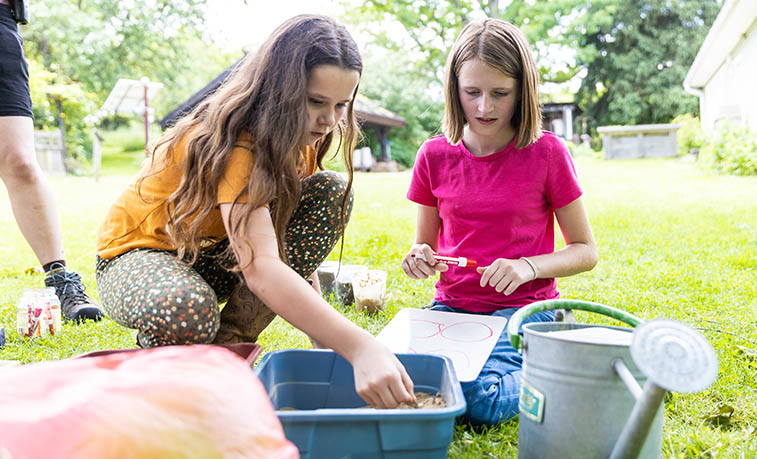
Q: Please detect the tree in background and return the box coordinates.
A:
[343,0,722,143]
[342,0,580,84]
[20,0,237,166]
[341,0,613,156]
[358,52,444,168]
[575,0,721,126]
[27,59,96,169]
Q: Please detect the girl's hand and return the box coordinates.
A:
[401,244,448,279]
[221,204,413,407]
[351,340,416,408]
[476,258,536,296]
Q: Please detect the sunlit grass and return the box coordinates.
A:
[0,155,755,457]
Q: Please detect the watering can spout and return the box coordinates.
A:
[609,378,667,459]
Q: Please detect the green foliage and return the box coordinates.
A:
[341,0,584,84]
[564,140,601,159]
[23,1,209,100]
[344,0,722,131]
[359,52,444,168]
[2,158,756,455]
[106,125,154,153]
[97,123,164,176]
[698,122,757,176]
[341,0,472,81]
[27,58,97,168]
[576,0,721,126]
[673,113,705,157]
[18,0,237,168]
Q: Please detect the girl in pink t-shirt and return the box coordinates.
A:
[402,19,598,426]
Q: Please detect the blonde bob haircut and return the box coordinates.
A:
[443,18,542,149]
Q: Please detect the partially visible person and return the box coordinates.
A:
[95,15,415,409]
[0,0,103,321]
[401,18,597,425]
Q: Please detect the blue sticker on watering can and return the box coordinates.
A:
[519,379,545,423]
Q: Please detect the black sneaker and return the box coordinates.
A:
[44,267,104,322]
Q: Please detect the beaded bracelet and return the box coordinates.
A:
[520,256,538,280]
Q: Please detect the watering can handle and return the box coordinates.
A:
[507,299,643,352]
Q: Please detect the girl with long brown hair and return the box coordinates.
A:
[96,15,415,408]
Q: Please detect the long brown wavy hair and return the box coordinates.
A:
[147,15,361,265]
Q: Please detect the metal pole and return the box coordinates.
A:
[609,380,666,459]
[92,128,102,182]
[144,81,149,156]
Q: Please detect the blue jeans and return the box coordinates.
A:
[430,302,555,426]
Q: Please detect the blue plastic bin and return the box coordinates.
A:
[254,349,466,459]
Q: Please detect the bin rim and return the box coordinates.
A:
[255,349,467,418]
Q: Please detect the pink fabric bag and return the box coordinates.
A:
[0,345,299,459]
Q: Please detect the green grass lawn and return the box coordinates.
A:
[1,153,755,457]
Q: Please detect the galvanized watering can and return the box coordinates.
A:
[507,299,718,459]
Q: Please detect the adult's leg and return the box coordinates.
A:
[0,116,64,265]
[96,250,220,347]
[213,170,353,343]
[0,13,101,321]
[0,9,63,266]
[0,117,103,320]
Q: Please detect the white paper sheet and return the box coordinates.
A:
[377,308,508,382]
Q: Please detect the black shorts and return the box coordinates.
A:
[0,4,33,118]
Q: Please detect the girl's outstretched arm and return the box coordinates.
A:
[401,204,449,279]
[220,203,415,408]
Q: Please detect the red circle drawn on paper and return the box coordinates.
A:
[409,319,442,339]
[439,321,494,342]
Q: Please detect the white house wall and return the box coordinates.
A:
[699,17,757,131]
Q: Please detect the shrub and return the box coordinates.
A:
[698,121,757,176]
[672,113,705,156]
[565,139,602,159]
[101,122,161,154]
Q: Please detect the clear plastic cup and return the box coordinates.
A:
[352,269,388,313]
[16,288,61,337]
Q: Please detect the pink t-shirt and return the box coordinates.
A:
[407,132,582,313]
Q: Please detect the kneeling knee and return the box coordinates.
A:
[461,380,521,426]
[305,170,350,195]
[141,301,220,346]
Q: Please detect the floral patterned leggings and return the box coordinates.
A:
[95,171,352,347]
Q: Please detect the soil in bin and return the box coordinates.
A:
[395,392,447,409]
[364,392,446,409]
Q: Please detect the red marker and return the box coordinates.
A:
[412,253,477,268]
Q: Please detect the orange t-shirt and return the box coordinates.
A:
[96,131,318,259]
